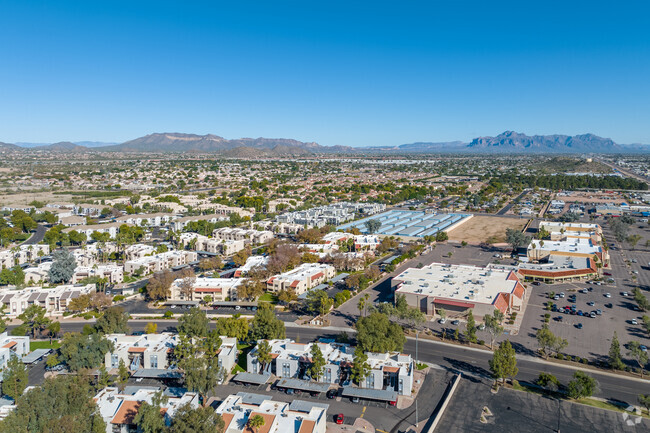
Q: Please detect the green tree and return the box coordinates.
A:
[484,312,504,350]
[356,312,406,352]
[628,341,650,377]
[567,371,598,399]
[134,395,167,433]
[0,375,106,433]
[169,404,225,433]
[18,305,51,338]
[489,340,518,387]
[59,332,114,371]
[95,306,130,334]
[308,344,326,381]
[1,355,28,400]
[47,321,61,344]
[247,414,266,433]
[214,317,249,341]
[350,347,370,385]
[305,290,333,317]
[536,325,567,359]
[639,394,650,415]
[608,332,625,370]
[255,340,273,374]
[178,307,209,338]
[505,228,530,251]
[97,364,112,389]
[633,288,650,312]
[466,310,477,343]
[48,248,77,284]
[364,219,382,234]
[144,322,158,334]
[117,358,130,387]
[536,372,560,392]
[435,231,449,242]
[249,303,285,340]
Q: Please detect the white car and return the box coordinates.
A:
[439,318,447,324]
[632,319,638,325]
[604,293,611,298]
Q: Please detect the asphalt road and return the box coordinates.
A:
[21,223,47,245]
[41,320,650,405]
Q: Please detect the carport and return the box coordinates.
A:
[21,349,52,364]
[342,387,398,404]
[275,378,330,394]
[131,369,183,380]
[232,372,271,385]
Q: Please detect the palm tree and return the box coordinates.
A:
[247,414,265,433]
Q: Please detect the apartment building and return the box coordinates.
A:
[115,212,176,227]
[72,265,124,284]
[74,204,105,217]
[170,214,229,231]
[59,215,87,227]
[266,263,336,295]
[62,222,127,240]
[94,387,199,433]
[0,332,30,370]
[23,262,51,285]
[0,244,50,269]
[276,202,386,228]
[0,284,96,317]
[124,244,156,261]
[247,339,414,396]
[212,227,274,244]
[170,277,245,302]
[124,250,197,274]
[234,255,269,277]
[215,393,328,433]
[179,232,246,256]
[393,263,526,318]
[104,333,237,373]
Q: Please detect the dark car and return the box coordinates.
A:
[604,272,612,276]
[326,389,338,399]
[576,323,583,329]
[532,282,541,286]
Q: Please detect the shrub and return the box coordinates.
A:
[163,310,174,318]
[477,339,485,346]
[113,295,125,302]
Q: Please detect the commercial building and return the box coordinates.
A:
[393,263,525,318]
[170,277,245,302]
[0,284,96,317]
[124,250,197,274]
[338,209,472,239]
[215,393,328,433]
[266,263,336,295]
[0,332,30,370]
[94,387,199,433]
[247,339,414,396]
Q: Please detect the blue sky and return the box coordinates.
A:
[1,1,649,146]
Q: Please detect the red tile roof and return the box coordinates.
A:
[111,401,141,425]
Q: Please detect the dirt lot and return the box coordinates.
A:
[558,191,626,205]
[0,191,75,207]
[447,215,528,244]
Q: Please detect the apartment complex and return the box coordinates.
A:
[104,333,237,373]
[266,263,336,295]
[0,332,30,370]
[115,212,176,227]
[276,202,385,228]
[0,284,96,317]
[170,277,245,302]
[212,227,274,244]
[393,263,526,318]
[216,393,328,433]
[72,265,124,284]
[179,232,246,256]
[124,250,197,274]
[170,214,229,231]
[94,387,199,433]
[233,255,269,277]
[62,222,126,239]
[247,339,414,396]
[0,244,50,269]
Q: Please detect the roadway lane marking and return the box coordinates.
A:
[376,430,389,433]
[360,406,367,418]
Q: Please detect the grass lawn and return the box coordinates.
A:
[30,340,61,351]
[236,343,253,372]
[258,293,278,304]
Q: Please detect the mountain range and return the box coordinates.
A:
[2,131,648,154]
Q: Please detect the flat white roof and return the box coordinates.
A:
[394,263,519,306]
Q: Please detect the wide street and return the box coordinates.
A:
[32,319,650,405]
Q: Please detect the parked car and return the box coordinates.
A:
[604,272,612,276]
[335,414,344,424]
[631,319,638,325]
[590,312,596,318]
[587,301,595,306]
[576,323,583,329]
[532,281,541,286]
[641,345,648,352]
[351,397,360,403]
[439,318,447,324]
[605,303,613,308]
[622,292,629,297]
[559,292,565,298]
[596,309,602,315]
[326,389,337,399]
[604,293,611,298]
[451,320,460,326]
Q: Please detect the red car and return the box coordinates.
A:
[604,272,612,276]
[335,414,344,424]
